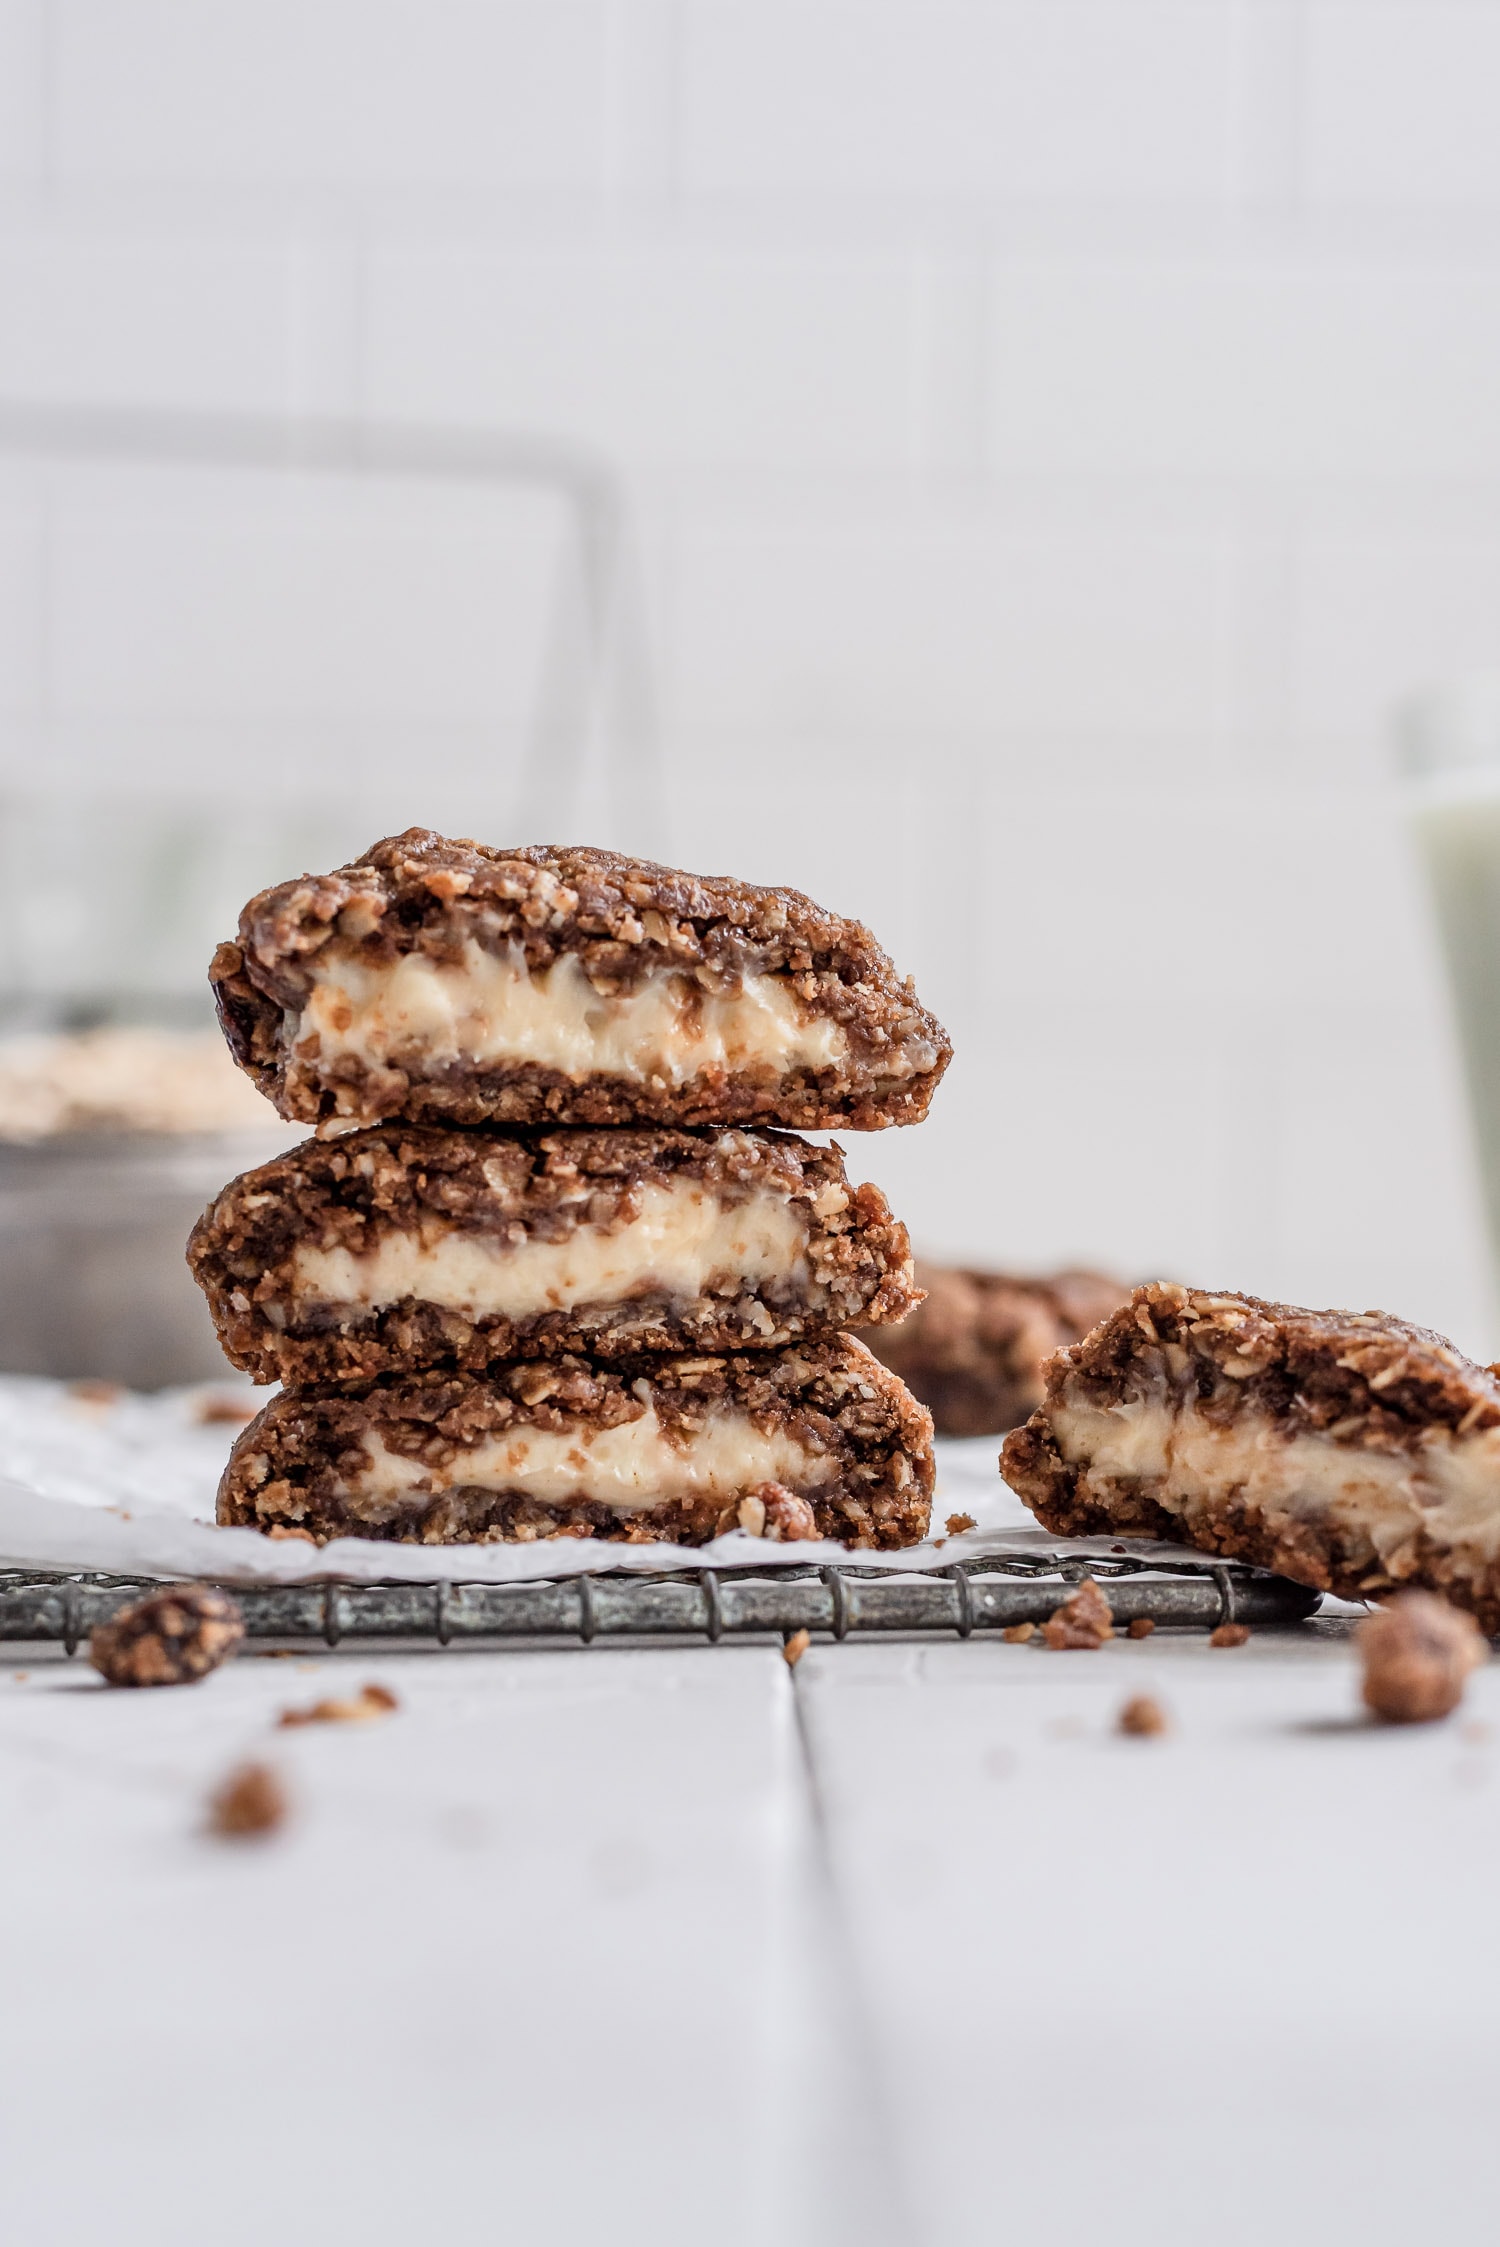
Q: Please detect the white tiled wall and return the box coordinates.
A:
[1,0,1497,1347]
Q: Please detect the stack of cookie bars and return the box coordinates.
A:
[189,833,951,1552]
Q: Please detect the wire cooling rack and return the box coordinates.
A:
[0,1550,1321,1653]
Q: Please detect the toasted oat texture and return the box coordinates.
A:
[210,832,950,1132]
[188,1122,918,1385]
[217,1337,934,1551]
[862,1263,1128,1436]
[1002,1282,1500,1632]
[89,1584,244,1687]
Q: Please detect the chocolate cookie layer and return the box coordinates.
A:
[189,1123,919,1385]
[1002,1281,1500,1630]
[211,832,951,1133]
[217,1337,934,1550]
[863,1262,1127,1436]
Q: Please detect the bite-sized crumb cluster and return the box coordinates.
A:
[1359,1592,1484,1723]
[1043,1577,1113,1650]
[89,1583,244,1687]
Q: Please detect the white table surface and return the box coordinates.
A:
[3,1604,1497,2247]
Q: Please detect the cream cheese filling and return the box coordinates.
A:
[294,940,854,1086]
[335,1406,836,1519]
[289,1182,815,1323]
[1052,1393,1500,1578]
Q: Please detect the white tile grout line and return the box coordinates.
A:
[787,1660,916,2247]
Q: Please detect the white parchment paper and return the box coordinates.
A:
[0,1372,1148,1584]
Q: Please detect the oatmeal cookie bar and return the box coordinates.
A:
[189,1123,919,1385]
[210,832,951,1133]
[863,1261,1127,1436]
[1002,1281,1500,1630]
[217,1337,934,1550]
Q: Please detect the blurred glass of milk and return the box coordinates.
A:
[1402,676,1500,1270]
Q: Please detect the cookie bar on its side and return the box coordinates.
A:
[863,1262,1128,1436]
[189,1123,920,1386]
[217,1337,935,1550]
[211,832,951,1134]
[1002,1281,1500,1630]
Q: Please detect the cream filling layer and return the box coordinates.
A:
[295,940,853,1086]
[289,1182,815,1324]
[1051,1394,1500,1577]
[336,1406,836,1519]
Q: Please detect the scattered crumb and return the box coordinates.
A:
[1002,1622,1035,1644]
[256,1648,298,1659]
[1126,1618,1155,1641]
[1044,1578,1113,1651]
[1111,1544,1128,1555]
[207,1762,287,1839]
[1359,1591,1485,1725]
[196,1393,257,1426]
[1118,1694,1169,1738]
[266,1524,317,1544]
[782,1628,811,1669]
[90,1584,244,1688]
[11,1670,28,1682]
[1209,1622,1252,1649]
[68,1378,123,1410]
[945,1512,977,1537]
[277,1682,399,1728]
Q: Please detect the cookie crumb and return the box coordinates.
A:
[196,1392,256,1426]
[266,1524,317,1544]
[90,1584,244,1688]
[782,1628,811,1668]
[757,1482,821,1542]
[1359,1591,1485,1724]
[1118,1694,1169,1738]
[945,1512,977,1537]
[1043,1578,1113,1650]
[1126,1617,1155,1641]
[68,1378,123,1409]
[1002,1622,1035,1644]
[207,1762,287,1839]
[1209,1622,1251,1648]
[277,1682,399,1728]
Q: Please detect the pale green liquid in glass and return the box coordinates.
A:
[1412,778,1500,1275]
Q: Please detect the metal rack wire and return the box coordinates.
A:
[0,1550,1322,1653]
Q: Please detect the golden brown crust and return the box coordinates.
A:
[188,1123,919,1384]
[210,831,951,1132]
[217,1336,934,1551]
[1002,1281,1500,1630]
